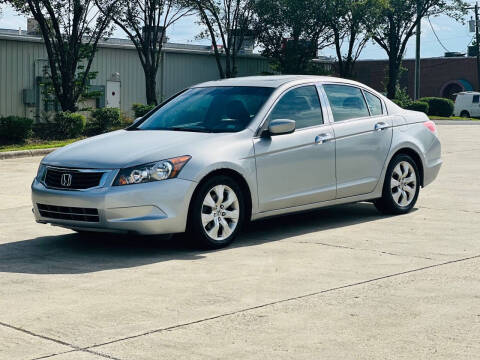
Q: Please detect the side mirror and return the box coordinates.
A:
[267,119,296,136]
[133,117,142,124]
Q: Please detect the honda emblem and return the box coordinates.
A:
[61,173,72,187]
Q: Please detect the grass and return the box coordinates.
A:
[0,138,83,153]
[429,115,480,121]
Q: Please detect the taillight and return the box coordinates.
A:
[423,120,437,134]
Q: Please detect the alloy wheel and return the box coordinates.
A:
[390,161,417,207]
[201,185,240,241]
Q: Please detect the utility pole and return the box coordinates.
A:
[414,0,422,100]
[475,2,480,91]
[469,3,480,91]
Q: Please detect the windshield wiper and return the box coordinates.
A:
[170,126,212,133]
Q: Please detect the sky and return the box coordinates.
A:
[0,1,478,61]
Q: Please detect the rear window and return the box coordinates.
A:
[473,95,479,103]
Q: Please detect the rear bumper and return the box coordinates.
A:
[423,135,442,187]
[31,178,197,235]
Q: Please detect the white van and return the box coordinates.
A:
[453,91,480,117]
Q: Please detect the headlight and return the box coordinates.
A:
[113,155,191,186]
[36,164,47,181]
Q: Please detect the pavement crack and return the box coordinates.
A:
[293,241,435,260]
[418,206,480,214]
[0,322,125,360]
[79,254,479,352]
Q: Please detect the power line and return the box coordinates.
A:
[427,16,451,52]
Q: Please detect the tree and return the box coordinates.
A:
[96,0,192,105]
[326,0,385,78]
[373,0,467,99]
[187,0,255,79]
[7,0,114,112]
[254,0,332,74]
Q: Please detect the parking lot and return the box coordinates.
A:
[1,124,479,360]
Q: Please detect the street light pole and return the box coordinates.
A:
[414,0,422,100]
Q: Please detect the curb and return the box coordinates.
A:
[0,148,57,160]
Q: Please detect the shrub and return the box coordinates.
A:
[406,101,429,114]
[419,97,454,117]
[393,87,412,108]
[0,116,34,144]
[32,122,64,140]
[85,107,122,136]
[132,103,155,118]
[54,112,86,138]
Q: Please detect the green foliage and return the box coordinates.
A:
[54,112,86,138]
[372,0,467,98]
[0,116,34,144]
[392,87,412,108]
[254,0,330,74]
[406,101,429,114]
[132,103,156,118]
[85,108,122,136]
[419,97,454,117]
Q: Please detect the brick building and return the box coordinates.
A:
[353,56,478,99]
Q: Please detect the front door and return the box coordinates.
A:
[254,85,336,212]
[322,84,393,198]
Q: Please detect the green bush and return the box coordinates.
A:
[132,103,155,118]
[393,87,412,108]
[55,112,86,138]
[32,122,63,140]
[85,107,122,136]
[406,101,429,114]
[419,97,454,117]
[0,116,34,144]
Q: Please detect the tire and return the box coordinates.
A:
[460,110,470,118]
[374,154,420,215]
[187,175,245,249]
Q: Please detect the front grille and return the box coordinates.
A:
[45,168,104,190]
[37,204,100,222]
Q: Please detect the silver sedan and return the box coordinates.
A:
[32,76,442,248]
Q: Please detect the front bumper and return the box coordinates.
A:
[31,178,197,235]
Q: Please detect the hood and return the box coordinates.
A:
[43,130,220,169]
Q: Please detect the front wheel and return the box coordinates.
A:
[188,175,245,249]
[374,154,420,215]
[460,110,470,118]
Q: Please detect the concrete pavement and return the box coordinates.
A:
[0,125,479,360]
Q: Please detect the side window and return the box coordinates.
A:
[472,95,479,103]
[268,85,323,129]
[323,84,370,122]
[363,91,383,116]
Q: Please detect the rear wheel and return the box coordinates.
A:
[460,110,470,118]
[188,175,245,249]
[374,154,420,215]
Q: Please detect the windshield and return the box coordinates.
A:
[135,86,274,133]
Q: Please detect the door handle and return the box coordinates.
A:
[374,122,389,131]
[315,133,333,144]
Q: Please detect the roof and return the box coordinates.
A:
[0,28,263,57]
[193,75,364,88]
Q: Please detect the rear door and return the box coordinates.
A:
[321,84,393,198]
[254,85,336,212]
[470,94,480,117]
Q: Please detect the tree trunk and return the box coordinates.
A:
[387,57,400,99]
[144,67,158,105]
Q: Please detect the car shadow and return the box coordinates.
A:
[0,202,410,275]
